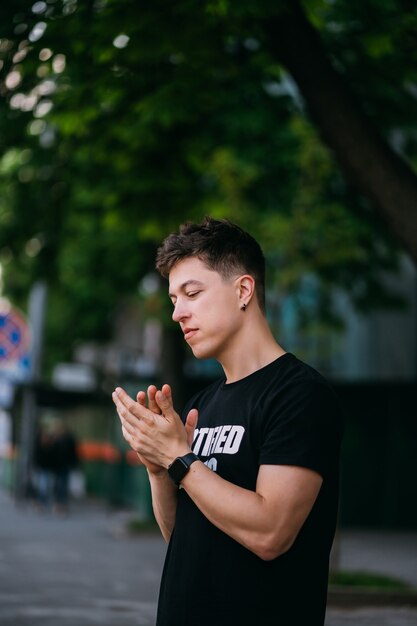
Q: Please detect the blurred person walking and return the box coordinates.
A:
[113,217,344,626]
[33,423,55,508]
[51,420,79,513]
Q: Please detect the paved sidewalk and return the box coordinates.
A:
[0,489,416,626]
[0,490,166,626]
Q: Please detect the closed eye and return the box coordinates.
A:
[187,291,201,298]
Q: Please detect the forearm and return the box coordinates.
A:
[181,461,322,561]
[180,462,284,560]
[147,469,179,543]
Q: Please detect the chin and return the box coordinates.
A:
[190,343,217,361]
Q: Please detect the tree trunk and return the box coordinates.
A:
[265,3,417,262]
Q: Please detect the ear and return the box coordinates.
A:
[236,274,255,309]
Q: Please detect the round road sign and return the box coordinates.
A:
[0,301,31,362]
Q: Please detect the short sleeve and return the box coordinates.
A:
[259,381,343,479]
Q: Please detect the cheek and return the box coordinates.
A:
[205,299,238,333]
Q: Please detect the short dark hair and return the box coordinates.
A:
[155,216,266,313]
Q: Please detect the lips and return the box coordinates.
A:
[183,328,198,341]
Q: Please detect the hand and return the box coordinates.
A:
[155,384,198,449]
[112,384,198,472]
[135,385,164,475]
[112,384,163,475]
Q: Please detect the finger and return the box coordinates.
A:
[155,384,177,419]
[113,388,154,425]
[136,390,146,406]
[122,424,136,448]
[185,409,198,447]
[121,416,148,450]
[113,392,135,424]
[119,413,137,439]
[147,385,161,414]
[113,387,140,416]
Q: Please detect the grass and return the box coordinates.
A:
[329,570,411,590]
[127,517,159,534]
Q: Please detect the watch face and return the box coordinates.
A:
[168,457,188,486]
[168,453,198,486]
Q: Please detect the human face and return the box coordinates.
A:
[168,257,243,361]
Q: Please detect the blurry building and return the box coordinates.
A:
[278,255,417,382]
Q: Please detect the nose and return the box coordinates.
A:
[172,299,189,323]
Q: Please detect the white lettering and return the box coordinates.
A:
[209,426,221,455]
[192,425,245,457]
[204,457,218,472]
[192,427,209,455]
[212,425,231,454]
[223,425,245,454]
[201,429,215,456]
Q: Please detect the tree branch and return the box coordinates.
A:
[265,2,417,262]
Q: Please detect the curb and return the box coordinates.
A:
[328,586,417,608]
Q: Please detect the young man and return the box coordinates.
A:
[112,217,343,626]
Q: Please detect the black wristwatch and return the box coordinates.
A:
[168,452,199,486]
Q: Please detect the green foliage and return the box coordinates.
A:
[329,569,411,590]
[127,516,159,534]
[0,0,414,370]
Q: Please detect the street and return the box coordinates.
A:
[1,490,416,626]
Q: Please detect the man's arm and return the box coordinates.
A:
[113,386,322,559]
[146,468,179,543]
[180,461,322,560]
[113,385,198,543]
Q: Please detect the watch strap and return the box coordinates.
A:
[168,452,199,486]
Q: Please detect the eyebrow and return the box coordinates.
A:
[169,280,204,298]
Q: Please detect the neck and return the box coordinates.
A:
[218,313,286,384]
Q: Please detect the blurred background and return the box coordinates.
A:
[0,1,416,622]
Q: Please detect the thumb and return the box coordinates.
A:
[185,409,198,447]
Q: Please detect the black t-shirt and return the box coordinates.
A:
[156,353,343,626]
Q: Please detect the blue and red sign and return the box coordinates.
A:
[0,301,31,385]
[0,301,31,408]
[0,305,30,361]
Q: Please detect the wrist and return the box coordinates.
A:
[165,446,191,470]
[167,452,199,487]
[146,467,168,479]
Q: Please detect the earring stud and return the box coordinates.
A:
[241,303,247,311]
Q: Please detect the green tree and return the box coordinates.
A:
[0,0,415,369]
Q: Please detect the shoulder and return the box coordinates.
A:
[258,358,344,474]
[274,352,330,385]
[260,354,344,430]
[257,353,339,405]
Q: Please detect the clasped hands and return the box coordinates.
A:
[112,383,198,474]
